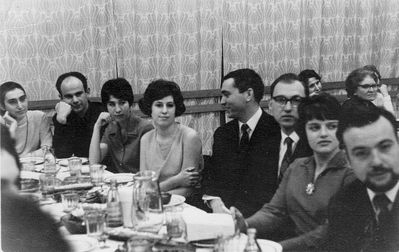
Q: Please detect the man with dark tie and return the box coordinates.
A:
[269,73,312,181]
[203,68,281,217]
[327,106,399,251]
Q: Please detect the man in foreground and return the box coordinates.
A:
[327,106,399,251]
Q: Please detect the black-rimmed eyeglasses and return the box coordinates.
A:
[272,96,304,106]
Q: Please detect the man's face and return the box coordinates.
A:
[344,116,399,192]
[60,76,89,116]
[270,81,306,133]
[220,78,249,121]
[3,88,28,121]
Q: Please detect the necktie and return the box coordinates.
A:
[240,124,250,152]
[279,137,293,180]
[373,194,390,226]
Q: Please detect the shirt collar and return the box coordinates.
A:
[281,130,300,144]
[238,107,262,133]
[367,181,399,203]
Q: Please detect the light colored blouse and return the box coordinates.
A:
[15,110,52,157]
[140,123,202,194]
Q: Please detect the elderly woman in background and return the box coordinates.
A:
[232,93,355,251]
[0,82,52,157]
[363,64,395,114]
[342,67,380,110]
[299,69,323,96]
[139,80,202,198]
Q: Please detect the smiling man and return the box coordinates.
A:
[53,72,105,158]
[89,78,153,173]
[203,68,281,217]
[327,106,399,251]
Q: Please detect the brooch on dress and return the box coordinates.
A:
[306,183,315,195]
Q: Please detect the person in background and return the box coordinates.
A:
[1,124,71,252]
[89,78,153,173]
[363,64,395,115]
[299,69,323,96]
[232,94,355,251]
[269,73,313,183]
[327,106,399,251]
[53,71,105,158]
[342,68,379,110]
[203,68,281,218]
[0,81,52,157]
[139,80,202,198]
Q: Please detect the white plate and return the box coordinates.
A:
[104,173,134,184]
[164,194,185,208]
[20,156,44,165]
[66,235,97,252]
[57,157,89,167]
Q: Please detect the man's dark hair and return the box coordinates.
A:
[139,79,186,117]
[298,69,321,85]
[363,64,381,81]
[0,81,26,108]
[222,68,264,103]
[270,73,309,97]
[337,105,398,148]
[345,68,378,98]
[55,71,88,96]
[101,78,134,106]
[297,93,341,140]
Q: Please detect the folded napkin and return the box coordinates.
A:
[182,210,234,241]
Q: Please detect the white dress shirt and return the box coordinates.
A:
[278,131,300,173]
[367,181,399,212]
[238,107,263,141]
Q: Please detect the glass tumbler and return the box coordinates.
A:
[68,157,82,178]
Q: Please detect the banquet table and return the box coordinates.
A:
[18,158,282,252]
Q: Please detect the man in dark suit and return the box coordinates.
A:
[268,73,312,181]
[203,69,281,217]
[327,106,399,251]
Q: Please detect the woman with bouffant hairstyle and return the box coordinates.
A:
[139,79,203,198]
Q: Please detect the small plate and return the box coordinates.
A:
[57,158,89,167]
[104,173,134,184]
[20,156,44,165]
[192,238,217,248]
[163,194,185,208]
[66,235,97,252]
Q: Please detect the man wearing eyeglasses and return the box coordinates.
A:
[269,73,313,181]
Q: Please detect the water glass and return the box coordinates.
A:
[61,191,79,212]
[127,237,154,252]
[84,209,108,247]
[39,174,56,197]
[119,186,133,228]
[165,205,186,239]
[68,157,82,177]
[89,164,105,186]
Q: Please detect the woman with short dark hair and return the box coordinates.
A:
[139,79,202,197]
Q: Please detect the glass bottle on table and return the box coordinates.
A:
[244,228,261,252]
[43,146,56,175]
[106,179,123,227]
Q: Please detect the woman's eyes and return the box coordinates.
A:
[154,103,175,108]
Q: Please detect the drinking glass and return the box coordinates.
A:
[61,191,79,213]
[68,157,82,178]
[39,174,56,198]
[165,204,186,240]
[84,209,108,248]
[89,164,105,186]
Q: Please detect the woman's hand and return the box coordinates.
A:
[95,112,111,127]
[176,167,200,187]
[2,111,17,139]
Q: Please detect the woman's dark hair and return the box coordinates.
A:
[345,68,378,98]
[297,93,341,141]
[139,79,186,117]
[298,69,321,84]
[0,81,26,108]
[101,78,134,106]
